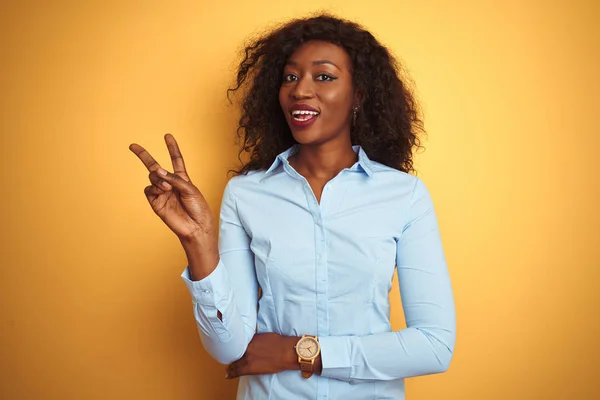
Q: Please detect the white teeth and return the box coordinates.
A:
[292,110,319,116]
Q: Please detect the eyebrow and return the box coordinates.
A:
[286,60,341,70]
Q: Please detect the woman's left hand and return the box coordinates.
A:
[226,333,299,379]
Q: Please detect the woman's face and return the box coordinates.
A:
[279,40,355,146]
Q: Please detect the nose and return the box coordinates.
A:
[290,76,315,100]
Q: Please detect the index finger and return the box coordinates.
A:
[129,143,162,172]
[164,133,188,175]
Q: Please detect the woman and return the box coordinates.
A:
[130,13,455,400]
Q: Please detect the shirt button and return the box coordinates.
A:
[202,289,211,294]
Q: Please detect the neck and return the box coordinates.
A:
[289,140,358,181]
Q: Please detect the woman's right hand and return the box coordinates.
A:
[129,134,215,241]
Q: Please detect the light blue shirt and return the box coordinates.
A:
[181,145,456,400]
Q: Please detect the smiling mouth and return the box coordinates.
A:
[291,110,320,122]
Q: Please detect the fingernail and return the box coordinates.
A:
[158,168,167,176]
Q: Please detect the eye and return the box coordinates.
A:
[316,74,336,82]
[283,74,297,82]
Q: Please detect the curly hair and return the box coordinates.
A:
[227,13,425,176]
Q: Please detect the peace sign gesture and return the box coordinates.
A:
[129,134,215,240]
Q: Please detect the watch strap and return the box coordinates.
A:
[299,358,315,378]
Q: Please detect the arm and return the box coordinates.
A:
[319,177,456,383]
[181,180,258,365]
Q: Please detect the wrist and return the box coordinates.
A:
[284,336,302,370]
[179,232,219,281]
[179,228,216,248]
[284,335,322,375]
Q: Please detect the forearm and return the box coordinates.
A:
[181,179,259,365]
[318,326,454,383]
[180,246,259,365]
[279,326,452,382]
[182,259,256,364]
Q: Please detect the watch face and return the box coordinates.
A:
[297,337,319,359]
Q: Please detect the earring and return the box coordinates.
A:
[352,106,358,126]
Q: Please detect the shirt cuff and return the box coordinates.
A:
[319,336,353,382]
[180,259,231,307]
[181,260,234,342]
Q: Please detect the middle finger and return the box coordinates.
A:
[164,134,188,176]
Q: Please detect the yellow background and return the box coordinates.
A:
[1,0,598,399]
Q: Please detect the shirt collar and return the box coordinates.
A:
[264,144,374,177]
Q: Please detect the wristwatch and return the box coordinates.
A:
[295,335,320,378]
